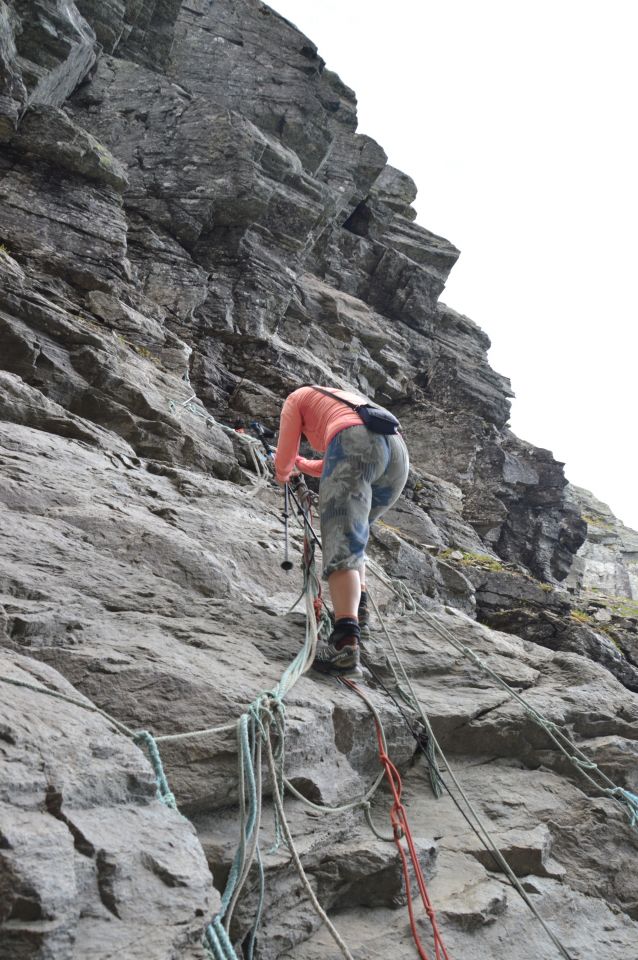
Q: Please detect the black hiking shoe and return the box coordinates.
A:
[312,639,363,678]
[312,617,363,678]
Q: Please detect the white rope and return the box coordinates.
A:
[263,729,355,960]
[168,391,271,487]
[155,722,237,743]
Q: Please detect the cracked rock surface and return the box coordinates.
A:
[1,2,637,959]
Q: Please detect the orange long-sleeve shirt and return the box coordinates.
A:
[274,386,365,482]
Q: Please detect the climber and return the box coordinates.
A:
[273,385,409,677]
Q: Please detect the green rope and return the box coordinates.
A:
[263,722,355,960]
[203,485,334,956]
[134,731,178,809]
[605,788,638,827]
[245,718,266,960]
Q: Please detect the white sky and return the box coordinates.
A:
[268,0,638,530]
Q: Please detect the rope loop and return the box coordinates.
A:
[540,719,560,734]
[573,757,599,771]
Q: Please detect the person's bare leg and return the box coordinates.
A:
[359,565,366,591]
[328,569,361,620]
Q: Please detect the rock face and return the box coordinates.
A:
[561,483,638,675]
[565,484,638,600]
[0,652,214,960]
[1,2,637,959]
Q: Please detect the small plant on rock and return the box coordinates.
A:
[570,609,593,624]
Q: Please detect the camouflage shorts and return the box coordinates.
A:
[319,425,410,579]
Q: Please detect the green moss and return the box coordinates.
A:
[131,343,162,366]
[133,344,153,359]
[610,599,638,619]
[583,591,638,619]
[461,552,506,572]
[439,549,505,572]
[582,513,614,531]
[570,609,593,624]
[95,143,114,168]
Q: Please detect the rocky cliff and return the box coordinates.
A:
[1,2,637,959]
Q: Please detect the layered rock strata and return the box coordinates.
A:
[1,2,637,959]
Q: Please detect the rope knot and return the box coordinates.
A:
[573,757,599,770]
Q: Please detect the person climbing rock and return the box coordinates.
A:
[274,385,409,677]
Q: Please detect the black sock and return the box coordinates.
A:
[332,617,360,649]
[359,591,368,608]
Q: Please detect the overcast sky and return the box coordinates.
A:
[268,0,637,530]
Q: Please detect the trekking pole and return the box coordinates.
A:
[287,484,322,550]
[248,422,297,571]
[281,483,294,572]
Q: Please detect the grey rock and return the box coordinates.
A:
[8,0,97,113]
[0,0,28,140]
[0,1,637,958]
[10,103,128,190]
[74,0,128,53]
[0,151,130,289]
[0,651,215,960]
[566,484,638,599]
[166,0,358,175]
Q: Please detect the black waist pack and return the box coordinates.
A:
[312,387,401,435]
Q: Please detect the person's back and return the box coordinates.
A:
[274,386,365,482]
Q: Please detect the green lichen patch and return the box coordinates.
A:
[439,549,506,573]
[570,609,593,624]
[582,512,614,531]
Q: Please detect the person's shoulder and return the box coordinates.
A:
[287,385,314,403]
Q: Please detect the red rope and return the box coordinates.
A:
[344,680,451,960]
